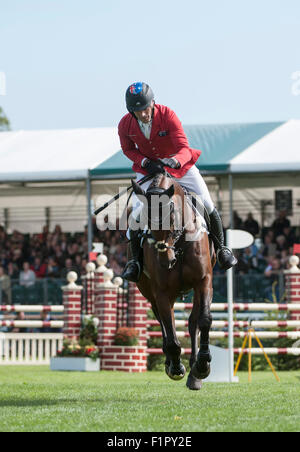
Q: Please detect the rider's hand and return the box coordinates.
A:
[160,158,181,169]
[143,159,165,175]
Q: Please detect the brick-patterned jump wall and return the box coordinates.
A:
[86,276,95,315]
[62,288,82,339]
[95,286,118,348]
[285,273,300,324]
[128,283,148,347]
[101,346,147,372]
[95,269,106,287]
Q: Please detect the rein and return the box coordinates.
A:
[140,175,190,268]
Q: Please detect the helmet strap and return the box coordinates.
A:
[129,101,155,120]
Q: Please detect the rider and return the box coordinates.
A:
[118,82,237,282]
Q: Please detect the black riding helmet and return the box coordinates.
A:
[126,82,154,113]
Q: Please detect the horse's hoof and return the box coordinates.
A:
[165,363,186,381]
[186,372,203,390]
[191,361,211,380]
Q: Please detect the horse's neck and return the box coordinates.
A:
[157,176,195,231]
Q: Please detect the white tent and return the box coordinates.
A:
[230,120,300,173]
[0,127,122,233]
[0,121,299,237]
[0,127,120,182]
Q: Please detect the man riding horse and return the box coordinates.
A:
[118,82,237,282]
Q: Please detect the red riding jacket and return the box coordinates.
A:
[118,104,201,178]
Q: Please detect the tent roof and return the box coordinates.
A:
[230,120,300,173]
[0,127,119,182]
[91,121,285,177]
[1,119,298,183]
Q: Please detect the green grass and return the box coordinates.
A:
[0,367,299,432]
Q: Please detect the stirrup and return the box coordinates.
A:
[216,246,238,270]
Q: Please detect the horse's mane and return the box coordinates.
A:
[148,173,183,194]
[148,173,165,190]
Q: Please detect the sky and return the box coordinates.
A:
[0,0,300,131]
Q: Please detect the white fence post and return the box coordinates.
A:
[0,333,63,365]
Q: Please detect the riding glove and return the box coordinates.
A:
[160,158,181,169]
[143,159,165,175]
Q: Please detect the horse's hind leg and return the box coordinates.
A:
[191,275,213,381]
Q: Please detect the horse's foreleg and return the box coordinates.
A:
[186,301,203,390]
[150,302,169,367]
[191,275,213,381]
[156,296,186,381]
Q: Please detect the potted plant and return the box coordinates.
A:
[114,327,139,346]
[50,316,100,372]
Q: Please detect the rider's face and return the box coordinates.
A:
[134,101,154,124]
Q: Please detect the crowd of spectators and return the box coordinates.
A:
[0,222,128,304]
[0,209,299,304]
[233,210,299,277]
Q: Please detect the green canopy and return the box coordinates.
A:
[91,121,283,177]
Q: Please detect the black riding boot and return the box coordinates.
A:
[209,208,238,270]
[122,229,143,283]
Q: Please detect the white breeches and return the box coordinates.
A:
[127,166,214,238]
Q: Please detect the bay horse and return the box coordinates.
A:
[130,173,216,390]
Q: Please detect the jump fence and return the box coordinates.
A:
[0,254,300,369]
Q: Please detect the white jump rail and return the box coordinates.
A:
[233,348,300,356]
[148,331,300,339]
[147,348,300,356]
[147,320,300,328]
[0,305,64,313]
[170,303,300,311]
[0,333,64,365]
[0,321,64,328]
[147,301,300,357]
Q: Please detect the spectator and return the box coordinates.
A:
[239,246,259,273]
[271,210,291,238]
[261,233,277,258]
[233,211,243,229]
[280,249,290,270]
[0,266,11,304]
[275,235,288,253]
[46,257,60,278]
[60,258,78,281]
[264,257,282,301]
[264,257,282,278]
[31,256,47,278]
[7,262,19,280]
[243,213,260,237]
[19,262,36,287]
[283,226,296,248]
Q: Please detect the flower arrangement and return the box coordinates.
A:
[80,315,99,345]
[114,327,139,346]
[57,337,100,361]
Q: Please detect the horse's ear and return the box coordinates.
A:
[164,184,175,198]
[131,179,146,196]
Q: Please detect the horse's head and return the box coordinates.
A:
[131,177,182,270]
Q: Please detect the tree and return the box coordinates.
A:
[0,107,10,131]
